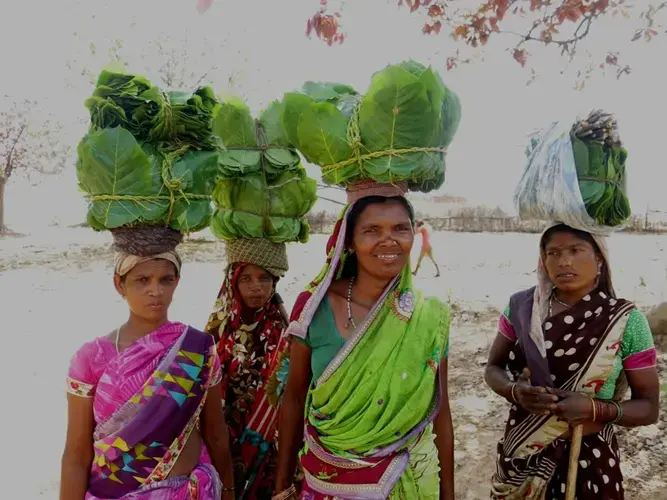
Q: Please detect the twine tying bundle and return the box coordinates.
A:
[321,100,448,184]
[87,145,210,225]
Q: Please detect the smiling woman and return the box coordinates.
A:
[274,184,455,500]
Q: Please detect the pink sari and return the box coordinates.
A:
[67,322,223,499]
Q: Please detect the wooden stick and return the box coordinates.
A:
[565,424,584,500]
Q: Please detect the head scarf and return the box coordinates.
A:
[529,221,614,359]
[204,261,287,414]
[203,262,288,496]
[113,250,182,277]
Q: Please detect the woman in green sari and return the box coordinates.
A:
[272,182,454,499]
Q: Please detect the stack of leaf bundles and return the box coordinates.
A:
[211,97,317,244]
[76,69,221,244]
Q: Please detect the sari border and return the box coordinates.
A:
[506,300,633,458]
[303,452,409,500]
[316,274,400,387]
[146,331,217,484]
[287,204,353,341]
[66,377,95,398]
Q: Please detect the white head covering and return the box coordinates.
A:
[113,251,182,277]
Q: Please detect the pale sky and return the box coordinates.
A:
[2,0,665,230]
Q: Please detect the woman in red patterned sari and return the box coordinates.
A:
[204,240,291,499]
[485,223,659,499]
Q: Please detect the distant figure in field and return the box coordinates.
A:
[413,220,440,277]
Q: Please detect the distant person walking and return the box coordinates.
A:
[413,220,440,277]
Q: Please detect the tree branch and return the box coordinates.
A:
[4,124,26,180]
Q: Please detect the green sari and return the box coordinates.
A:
[286,204,450,499]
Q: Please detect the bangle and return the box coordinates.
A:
[590,397,596,422]
[509,382,518,404]
[222,485,235,492]
[610,400,623,424]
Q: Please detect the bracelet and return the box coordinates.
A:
[590,397,596,422]
[610,400,623,424]
[222,485,235,492]
[272,485,297,500]
[509,382,518,404]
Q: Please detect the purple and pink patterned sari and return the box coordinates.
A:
[67,322,223,499]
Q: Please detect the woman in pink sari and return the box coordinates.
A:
[60,250,236,499]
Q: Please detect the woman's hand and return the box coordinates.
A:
[548,388,594,426]
[513,368,559,415]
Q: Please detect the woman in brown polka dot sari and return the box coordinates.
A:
[485,223,660,499]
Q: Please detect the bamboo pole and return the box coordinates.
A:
[565,424,584,500]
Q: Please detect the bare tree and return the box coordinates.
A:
[0,99,70,233]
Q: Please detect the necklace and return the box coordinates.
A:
[346,277,356,330]
[549,289,571,317]
[115,327,121,353]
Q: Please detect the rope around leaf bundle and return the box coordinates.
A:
[321,100,448,184]
[87,146,210,225]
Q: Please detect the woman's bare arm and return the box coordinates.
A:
[433,358,454,500]
[484,333,517,401]
[485,332,557,414]
[60,395,95,500]
[274,340,312,493]
[619,367,660,426]
[201,384,235,499]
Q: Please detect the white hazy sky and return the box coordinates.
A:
[1,0,665,230]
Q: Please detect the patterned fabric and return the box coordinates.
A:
[203,263,288,499]
[523,222,615,384]
[490,224,656,499]
[66,322,222,499]
[283,202,450,499]
[499,307,657,400]
[491,290,632,499]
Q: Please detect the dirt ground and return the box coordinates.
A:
[1,228,664,499]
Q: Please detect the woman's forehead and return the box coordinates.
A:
[239,263,270,278]
[129,259,177,276]
[544,231,592,249]
[357,202,410,224]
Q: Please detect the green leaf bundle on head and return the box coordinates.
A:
[516,109,630,233]
[210,98,317,245]
[280,60,462,193]
[76,69,221,249]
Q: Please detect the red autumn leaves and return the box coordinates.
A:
[306,0,344,46]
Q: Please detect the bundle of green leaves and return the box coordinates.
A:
[76,70,221,233]
[570,134,630,228]
[280,60,461,193]
[210,98,317,243]
[523,111,630,227]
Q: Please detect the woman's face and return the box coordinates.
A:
[543,231,601,294]
[351,200,414,281]
[236,264,274,310]
[114,259,179,321]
